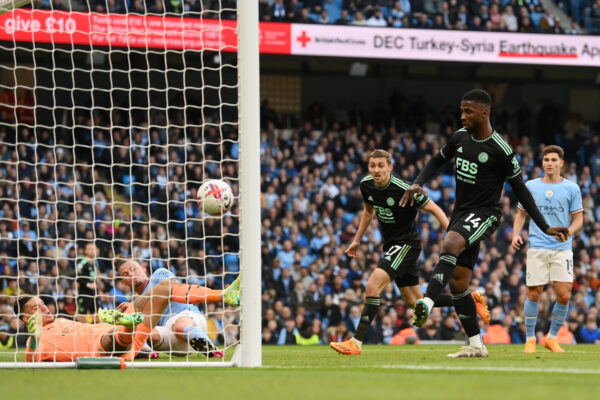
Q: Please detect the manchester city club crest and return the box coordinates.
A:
[546,190,554,197]
[478,152,488,163]
[387,197,395,206]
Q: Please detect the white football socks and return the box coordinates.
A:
[469,334,484,349]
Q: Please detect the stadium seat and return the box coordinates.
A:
[379,6,390,19]
[123,174,136,197]
[530,12,543,27]
[324,3,341,23]
[441,174,456,189]
[224,253,240,273]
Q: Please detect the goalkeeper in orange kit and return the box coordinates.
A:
[15,277,240,362]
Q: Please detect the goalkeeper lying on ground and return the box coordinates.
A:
[14,276,240,362]
[116,258,231,358]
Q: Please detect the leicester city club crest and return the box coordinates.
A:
[387,197,395,206]
[478,152,488,163]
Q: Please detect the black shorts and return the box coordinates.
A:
[77,295,96,314]
[379,242,421,288]
[449,209,500,270]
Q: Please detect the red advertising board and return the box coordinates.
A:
[0,9,291,54]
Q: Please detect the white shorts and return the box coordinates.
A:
[526,248,574,286]
[153,310,207,353]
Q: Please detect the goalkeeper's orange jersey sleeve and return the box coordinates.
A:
[26,318,115,362]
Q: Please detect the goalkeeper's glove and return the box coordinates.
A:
[27,312,42,350]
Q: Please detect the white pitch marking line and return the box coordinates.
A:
[263,364,600,375]
[378,364,600,374]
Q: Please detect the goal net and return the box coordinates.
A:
[0,0,261,368]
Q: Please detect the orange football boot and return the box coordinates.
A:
[330,339,362,355]
[545,338,565,353]
[524,339,536,353]
[472,291,490,325]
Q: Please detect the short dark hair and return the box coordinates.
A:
[114,254,132,270]
[14,295,35,321]
[462,89,492,107]
[542,145,564,160]
[368,149,392,165]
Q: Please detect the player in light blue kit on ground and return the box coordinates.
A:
[118,258,239,357]
[142,267,221,356]
[512,145,583,353]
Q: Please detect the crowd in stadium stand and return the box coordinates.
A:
[29,0,600,35]
[257,0,600,35]
[1,87,600,350]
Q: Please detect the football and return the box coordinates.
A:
[197,179,234,216]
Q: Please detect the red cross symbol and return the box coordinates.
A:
[296,30,311,48]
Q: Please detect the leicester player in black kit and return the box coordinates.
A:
[76,241,98,322]
[400,89,569,358]
[329,149,489,355]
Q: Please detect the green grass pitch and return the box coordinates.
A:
[2,345,600,400]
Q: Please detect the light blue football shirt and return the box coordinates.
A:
[142,268,202,326]
[518,178,583,251]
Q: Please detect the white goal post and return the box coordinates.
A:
[237,0,262,369]
[0,0,260,368]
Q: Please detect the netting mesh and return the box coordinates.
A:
[0,0,240,364]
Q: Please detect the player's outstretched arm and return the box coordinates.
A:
[400,153,447,207]
[512,208,528,250]
[346,203,375,258]
[422,200,449,231]
[24,313,42,362]
[508,175,568,241]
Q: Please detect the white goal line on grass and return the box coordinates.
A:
[0,361,236,369]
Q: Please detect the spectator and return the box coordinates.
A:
[518,15,537,33]
[367,8,387,27]
[483,307,511,344]
[277,318,299,345]
[296,7,315,24]
[580,317,600,343]
[318,9,330,24]
[327,320,350,343]
[502,5,519,32]
[271,0,287,21]
[488,4,504,30]
[390,1,409,20]
[539,7,555,32]
[431,13,447,29]
[335,9,351,25]
[565,20,582,34]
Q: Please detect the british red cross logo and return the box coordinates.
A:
[296,31,311,48]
